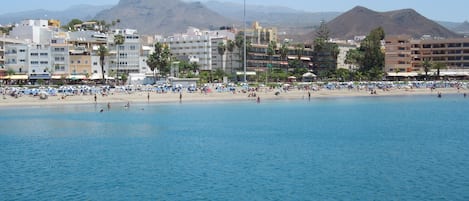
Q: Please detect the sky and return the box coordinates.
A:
[1,0,468,22]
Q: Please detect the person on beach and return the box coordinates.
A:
[257,96,260,104]
[179,92,182,103]
[94,94,97,103]
[308,91,311,101]
[147,92,150,103]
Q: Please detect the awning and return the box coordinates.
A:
[29,75,51,79]
[387,72,419,77]
[51,75,65,79]
[439,71,469,76]
[10,75,29,80]
[236,71,257,76]
[302,72,317,78]
[90,74,114,80]
[67,75,87,80]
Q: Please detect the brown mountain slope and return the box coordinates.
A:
[94,0,235,35]
[325,6,461,39]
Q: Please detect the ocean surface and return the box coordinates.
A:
[1,95,469,200]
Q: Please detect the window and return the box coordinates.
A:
[40,53,48,56]
[40,61,48,64]
[19,49,26,52]
[31,61,39,64]
[30,53,38,56]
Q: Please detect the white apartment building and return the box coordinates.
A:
[5,43,52,79]
[50,36,70,77]
[110,29,142,75]
[9,19,53,44]
[4,43,29,74]
[157,27,235,71]
[28,44,52,79]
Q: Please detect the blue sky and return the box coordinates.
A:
[1,0,468,22]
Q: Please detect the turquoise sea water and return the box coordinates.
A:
[1,95,469,200]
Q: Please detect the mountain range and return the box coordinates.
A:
[1,0,468,41]
[0,4,112,26]
[95,0,234,35]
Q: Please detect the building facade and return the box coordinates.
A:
[158,27,235,71]
[385,35,469,74]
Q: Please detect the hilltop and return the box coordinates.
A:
[94,0,235,35]
[324,6,461,39]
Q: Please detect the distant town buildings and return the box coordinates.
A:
[1,17,469,84]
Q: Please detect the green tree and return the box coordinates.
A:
[422,59,432,80]
[359,27,385,72]
[114,34,125,83]
[432,62,446,79]
[336,68,351,81]
[267,41,277,62]
[279,42,289,74]
[227,40,236,77]
[97,45,109,83]
[147,42,171,83]
[368,66,384,81]
[217,42,226,72]
[0,25,14,35]
[63,19,83,31]
[235,32,252,72]
[213,68,226,82]
[235,33,244,71]
[345,48,363,68]
[315,20,330,41]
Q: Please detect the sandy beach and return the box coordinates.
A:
[0,86,465,108]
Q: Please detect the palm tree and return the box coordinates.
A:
[227,40,235,78]
[235,34,244,72]
[217,42,226,72]
[422,60,432,80]
[279,43,289,74]
[432,62,446,80]
[97,45,108,83]
[6,69,15,85]
[295,44,304,69]
[267,41,277,66]
[114,34,125,84]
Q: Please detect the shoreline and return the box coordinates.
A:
[0,87,466,108]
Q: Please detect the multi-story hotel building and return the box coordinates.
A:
[385,35,469,76]
[158,27,235,71]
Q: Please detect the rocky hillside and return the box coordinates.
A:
[94,0,235,35]
[325,6,461,39]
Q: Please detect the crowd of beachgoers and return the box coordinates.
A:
[0,81,467,107]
